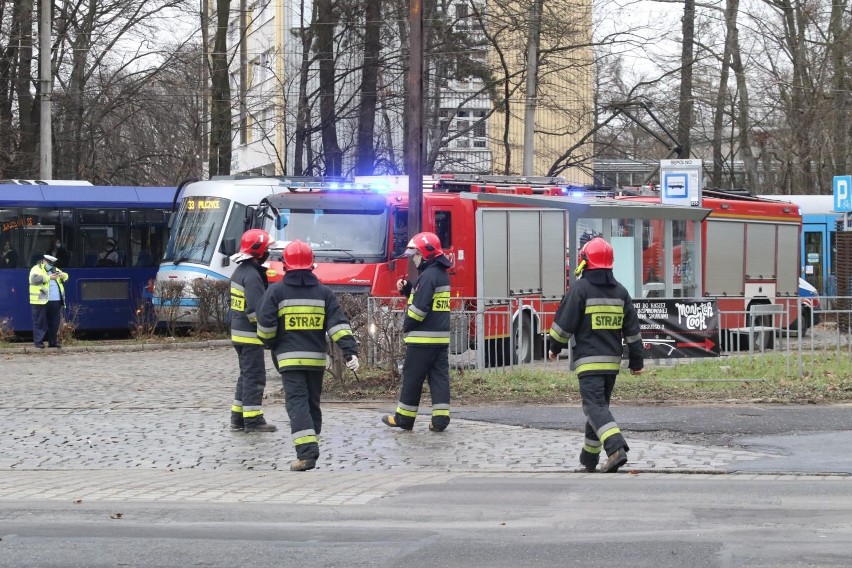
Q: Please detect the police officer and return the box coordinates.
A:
[382,231,452,432]
[229,229,276,433]
[548,237,644,473]
[29,254,68,349]
[256,240,359,471]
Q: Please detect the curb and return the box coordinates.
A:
[1,339,232,355]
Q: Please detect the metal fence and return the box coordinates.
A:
[362,295,852,377]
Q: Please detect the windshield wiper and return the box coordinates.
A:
[174,225,216,265]
[173,240,209,265]
[317,248,366,263]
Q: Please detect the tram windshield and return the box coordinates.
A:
[163,196,231,265]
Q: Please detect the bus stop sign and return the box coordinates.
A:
[660,159,703,207]
[833,175,852,213]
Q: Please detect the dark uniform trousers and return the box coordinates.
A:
[579,372,629,461]
[233,344,267,417]
[32,300,62,347]
[283,369,324,460]
[395,344,451,430]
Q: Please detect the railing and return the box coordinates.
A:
[363,295,852,377]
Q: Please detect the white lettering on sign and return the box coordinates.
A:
[675,301,714,330]
[834,175,852,212]
[837,179,848,202]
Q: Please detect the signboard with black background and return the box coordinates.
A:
[633,299,720,358]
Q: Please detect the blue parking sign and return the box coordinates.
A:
[833,175,852,212]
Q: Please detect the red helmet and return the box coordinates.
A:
[580,237,614,270]
[240,229,271,258]
[405,232,443,260]
[283,240,314,270]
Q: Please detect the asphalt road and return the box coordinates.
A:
[1,344,851,567]
[1,476,850,568]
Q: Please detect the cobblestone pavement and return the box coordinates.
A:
[0,344,787,504]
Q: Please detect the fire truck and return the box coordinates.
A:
[257,175,708,366]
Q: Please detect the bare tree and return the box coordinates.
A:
[208,0,232,176]
[315,0,343,175]
[0,0,202,182]
[353,0,381,175]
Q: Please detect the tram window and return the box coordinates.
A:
[78,208,129,267]
[803,230,824,290]
[78,209,127,224]
[130,209,168,267]
[130,209,169,224]
[19,208,73,268]
[0,207,24,269]
[219,203,248,255]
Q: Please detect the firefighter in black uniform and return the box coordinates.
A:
[229,229,276,433]
[382,231,452,432]
[256,240,359,471]
[548,237,644,473]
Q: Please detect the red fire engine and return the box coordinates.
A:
[259,176,708,366]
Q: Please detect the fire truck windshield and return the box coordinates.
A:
[163,196,231,265]
[277,208,388,259]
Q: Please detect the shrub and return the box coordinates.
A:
[0,317,13,343]
[58,304,80,345]
[190,278,230,336]
[130,293,158,340]
[155,280,188,337]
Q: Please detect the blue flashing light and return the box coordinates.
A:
[570,190,585,198]
[368,180,393,193]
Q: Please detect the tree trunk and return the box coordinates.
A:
[208,0,232,176]
[294,0,315,175]
[829,0,849,179]
[315,0,342,176]
[13,0,37,177]
[730,20,757,191]
[677,0,695,159]
[354,0,380,175]
[710,0,735,188]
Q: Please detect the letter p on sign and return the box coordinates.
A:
[834,175,852,212]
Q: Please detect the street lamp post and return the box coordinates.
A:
[39,0,53,179]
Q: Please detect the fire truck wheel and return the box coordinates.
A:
[788,305,814,336]
[514,314,534,364]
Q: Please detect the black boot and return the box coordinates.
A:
[244,416,277,433]
[579,450,599,473]
[230,411,244,431]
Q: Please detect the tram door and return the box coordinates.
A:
[802,223,827,292]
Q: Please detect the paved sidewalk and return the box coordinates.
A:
[0,345,786,503]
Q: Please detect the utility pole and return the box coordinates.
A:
[39,0,52,179]
[407,0,423,235]
[522,0,544,176]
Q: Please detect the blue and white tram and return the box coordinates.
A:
[0,182,174,333]
[758,194,844,296]
[154,177,303,323]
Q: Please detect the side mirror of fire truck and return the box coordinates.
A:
[275,214,288,231]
